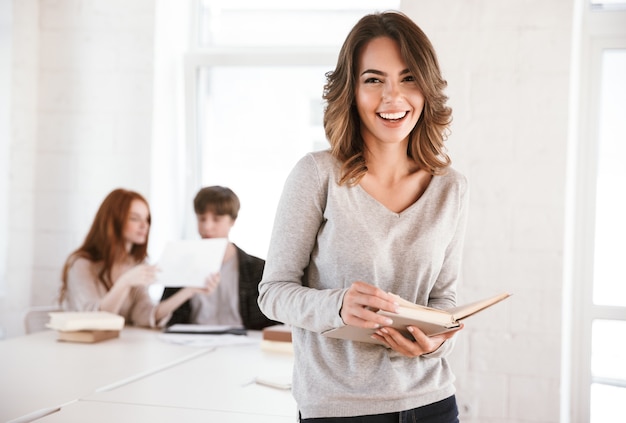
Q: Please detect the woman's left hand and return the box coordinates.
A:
[371,323,463,357]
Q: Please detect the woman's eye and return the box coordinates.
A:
[364,77,381,84]
[129,215,146,223]
[403,75,416,82]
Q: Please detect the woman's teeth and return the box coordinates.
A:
[379,112,407,120]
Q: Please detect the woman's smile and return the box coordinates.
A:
[378,111,408,121]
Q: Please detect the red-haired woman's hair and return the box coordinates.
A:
[59,188,151,303]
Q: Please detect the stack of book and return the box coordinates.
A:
[261,324,293,354]
[46,311,125,343]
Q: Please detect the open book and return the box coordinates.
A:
[323,292,510,346]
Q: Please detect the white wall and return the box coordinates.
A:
[402,1,573,422]
[0,0,12,324]
[1,0,39,338]
[0,0,155,338]
[1,1,574,422]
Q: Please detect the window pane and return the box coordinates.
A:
[198,0,400,47]
[198,66,328,258]
[591,319,626,382]
[593,49,626,307]
[590,384,626,423]
[591,319,626,422]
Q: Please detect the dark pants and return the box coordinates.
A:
[300,395,459,423]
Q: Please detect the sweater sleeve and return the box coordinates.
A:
[422,174,470,359]
[64,257,104,312]
[258,154,346,332]
[127,286,161,328]
[64,257,160,328]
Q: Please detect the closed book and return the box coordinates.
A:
[57,330,120,343]
[164,324,247,335]
[46,311,125,332]
[260,340,294,355]
[323,292,510,346]
[262,324,292,343]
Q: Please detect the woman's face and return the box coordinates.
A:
[355,36,425,149]
[123,199,150,247]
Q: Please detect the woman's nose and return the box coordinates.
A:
[382,82,400,101]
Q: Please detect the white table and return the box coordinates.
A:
[0,327,295,422]
[34,401,296,423]
[77,342,296,418]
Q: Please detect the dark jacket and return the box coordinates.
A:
[161,245,278,330]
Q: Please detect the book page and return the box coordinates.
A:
[322,315,460,346]
[448,292,511,321]
[388,293,455,326]
[154,238,228,287]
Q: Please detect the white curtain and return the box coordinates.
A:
[149,0,194,299]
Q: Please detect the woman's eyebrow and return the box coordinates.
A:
[360,68,384,76]
[360,68,411,76]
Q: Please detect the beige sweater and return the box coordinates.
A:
[63,257,157,327]
[258,150,469,418]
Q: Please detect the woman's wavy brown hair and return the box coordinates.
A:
[59,188,151,303]
[323,11,452,185]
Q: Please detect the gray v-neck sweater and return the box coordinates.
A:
[258,150,469,419]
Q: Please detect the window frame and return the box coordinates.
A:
[566,3,626,422]
[182,47,338,245]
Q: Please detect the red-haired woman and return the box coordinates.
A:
[59,188,198,327]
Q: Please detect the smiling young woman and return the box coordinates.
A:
[258,10,466,423]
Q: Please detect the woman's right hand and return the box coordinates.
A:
[193,272,221,295]
[119,264,158,288]
[340,281,400,329]
[169,273,221,309]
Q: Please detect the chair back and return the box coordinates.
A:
[24,305,63,334]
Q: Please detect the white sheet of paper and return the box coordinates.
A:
[155,238,228,287]
[158,333,259,348]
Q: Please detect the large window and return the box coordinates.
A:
[186,0,399,258]
[567,2,626,422]
[196,64,329,257]
[588,46,626,422]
